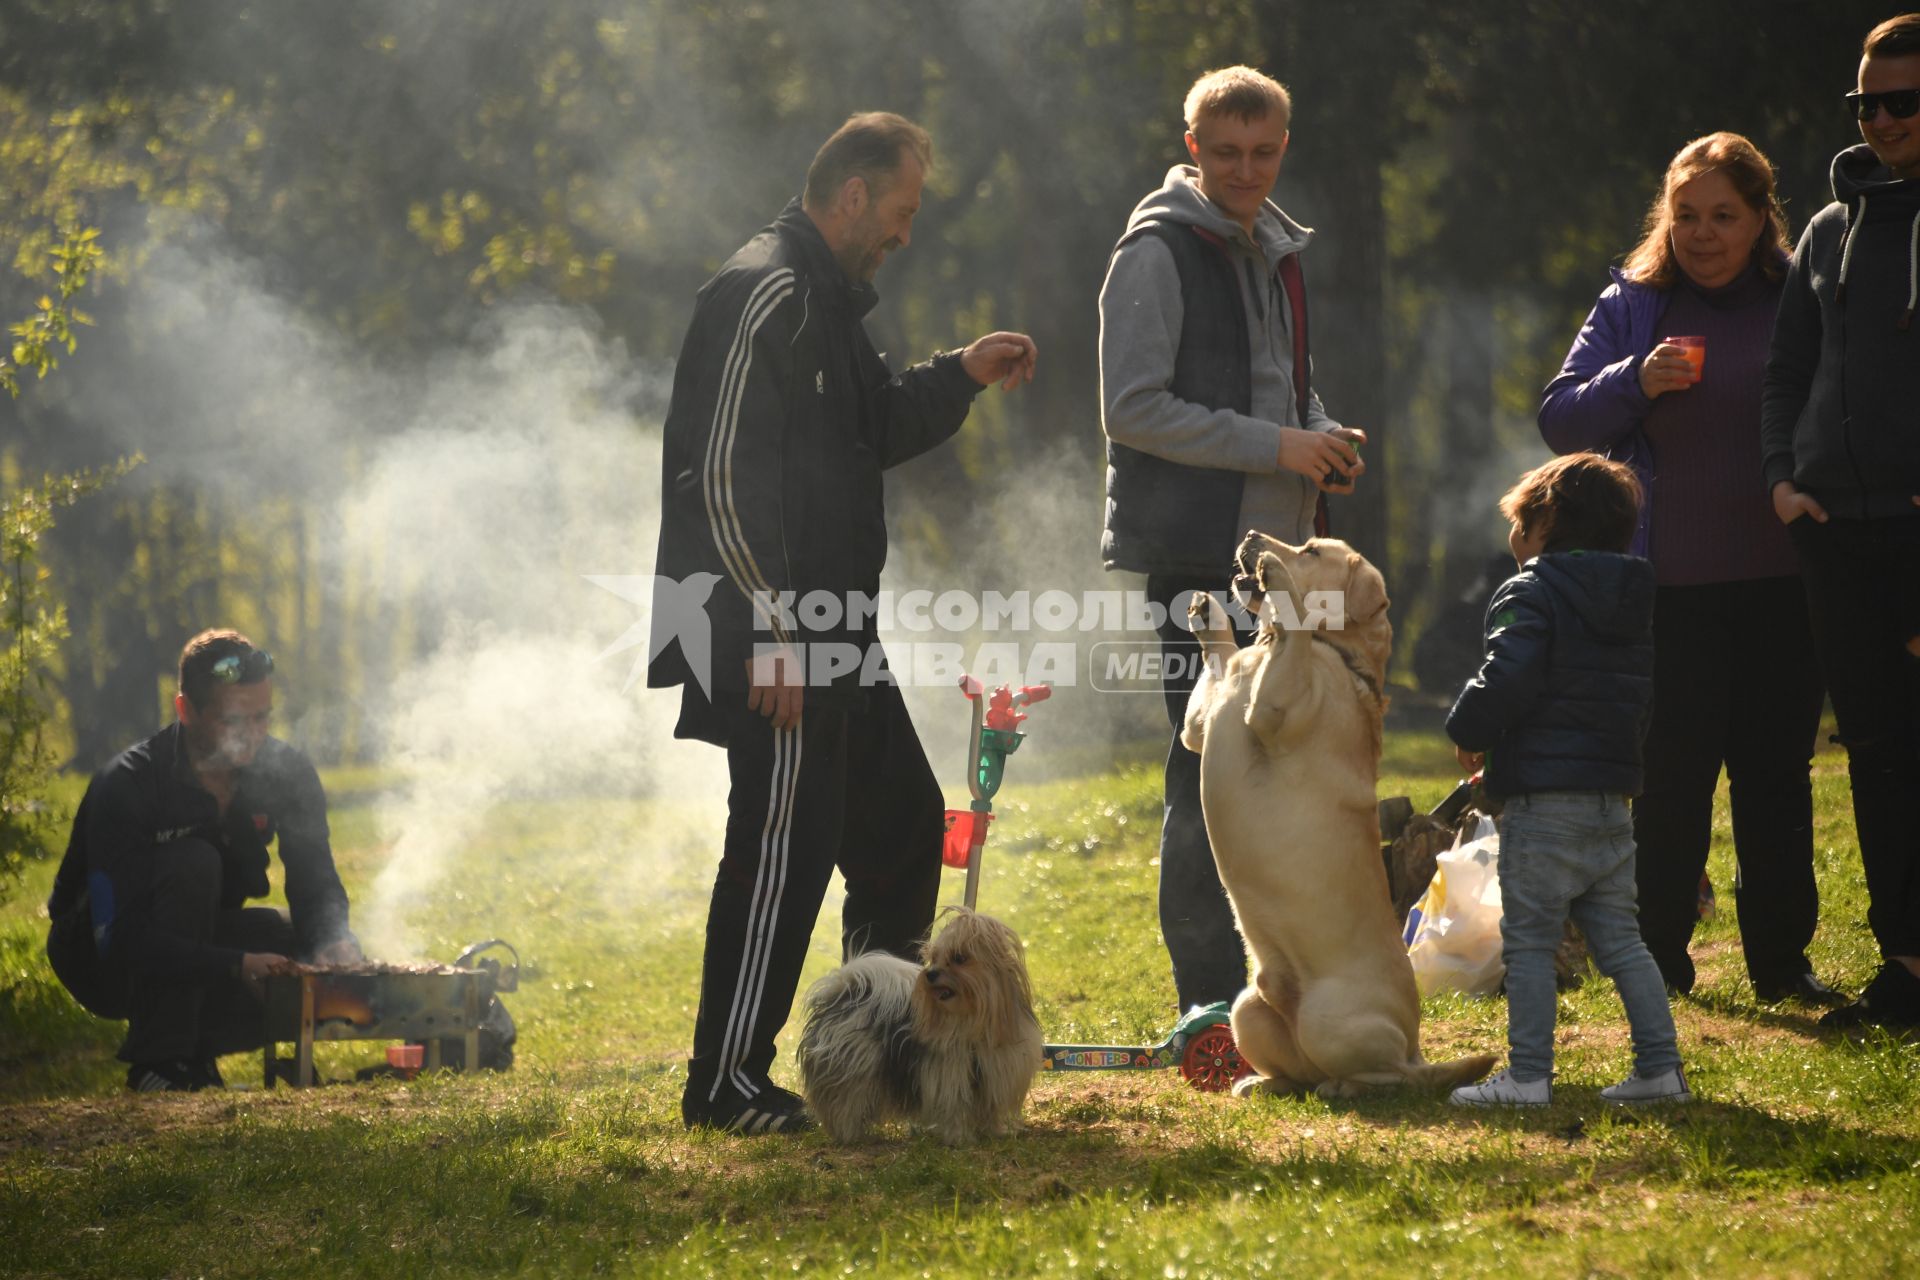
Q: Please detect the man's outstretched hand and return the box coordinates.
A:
[961,332,1038,390]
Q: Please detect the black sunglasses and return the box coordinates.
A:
[1846,88,1920,121]
[209,649,275,684]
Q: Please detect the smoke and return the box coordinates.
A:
[55,231,380,489]
[335,305,725,959]
[881,435,1166,784]
[58,226,728,960]
[47,213,1155,966]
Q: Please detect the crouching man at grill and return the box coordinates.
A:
[45,629,361,1091]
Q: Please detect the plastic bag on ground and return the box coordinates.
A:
[1402,814,1505,997]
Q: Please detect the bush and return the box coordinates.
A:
[0,459,140,902]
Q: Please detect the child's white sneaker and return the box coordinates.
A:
[1599,1066,1692,1105]
[1449,1069,1551,1107]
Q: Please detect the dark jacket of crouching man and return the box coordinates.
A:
[46,722,355,1072]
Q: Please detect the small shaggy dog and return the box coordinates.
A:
[798,908,1042,1144]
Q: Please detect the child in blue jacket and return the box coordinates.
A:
[1446,452,1689,1106]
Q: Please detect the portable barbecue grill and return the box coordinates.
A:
[259,940,518,1087]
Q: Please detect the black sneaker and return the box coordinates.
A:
[126,1060,208,1093]
[1820,963,1920,1031]
[1755,972,1848,1007]
[682,1081,816,1135]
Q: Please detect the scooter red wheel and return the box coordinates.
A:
[1179,1023,1248,1092]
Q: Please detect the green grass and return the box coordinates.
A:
[2,728,1916,1278]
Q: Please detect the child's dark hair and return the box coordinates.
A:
[1498,453,1642,554]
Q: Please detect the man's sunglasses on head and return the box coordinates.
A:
[1846,88,1920,121]
[210,650,275,684]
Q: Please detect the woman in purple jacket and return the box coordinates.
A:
[1538,132,1839,1007]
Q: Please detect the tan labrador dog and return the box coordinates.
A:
[1181,531,1495,1099]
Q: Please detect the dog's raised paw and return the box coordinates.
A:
[1188,590,1234,639]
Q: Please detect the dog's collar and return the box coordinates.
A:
[1256,625,1385,708]
[1308,631,1386,709]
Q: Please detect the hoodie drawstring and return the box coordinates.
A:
[1834,193,1919,331]
[1903,207,1919,331]
[1836,195,1864,305]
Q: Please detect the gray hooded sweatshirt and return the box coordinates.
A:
[1099,165,1341,549]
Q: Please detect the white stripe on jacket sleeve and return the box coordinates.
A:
[702,268,796,647]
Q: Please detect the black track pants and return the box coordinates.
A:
[682,679,944,1107]
[118,837,297,1064]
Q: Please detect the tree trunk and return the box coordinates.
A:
[57,496,167,769]
[1303,150,1389,565]
[1254,0,1418,571]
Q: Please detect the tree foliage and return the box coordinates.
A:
[1,229,103,398]
[0,214,120,902]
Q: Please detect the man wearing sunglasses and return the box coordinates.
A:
[1762,13,1920,1031]
[45,629,361,1090]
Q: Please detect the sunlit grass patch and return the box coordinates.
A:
[2,728,1914,1277]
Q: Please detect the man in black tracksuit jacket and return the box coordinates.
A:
[648,112,1036,1133]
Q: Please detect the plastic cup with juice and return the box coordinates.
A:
[1665,335,1705,384]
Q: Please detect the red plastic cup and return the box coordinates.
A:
[1665,335,1705,384]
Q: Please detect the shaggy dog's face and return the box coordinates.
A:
[911,909,1035,1046]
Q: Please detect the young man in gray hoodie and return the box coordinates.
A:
[1761,12,1920,1031]
[1098,65,1366,1015]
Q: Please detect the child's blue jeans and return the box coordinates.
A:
[1497,791,1681,1083]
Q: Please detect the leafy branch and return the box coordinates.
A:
[1,228,103,397]
[1,219,126,897]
